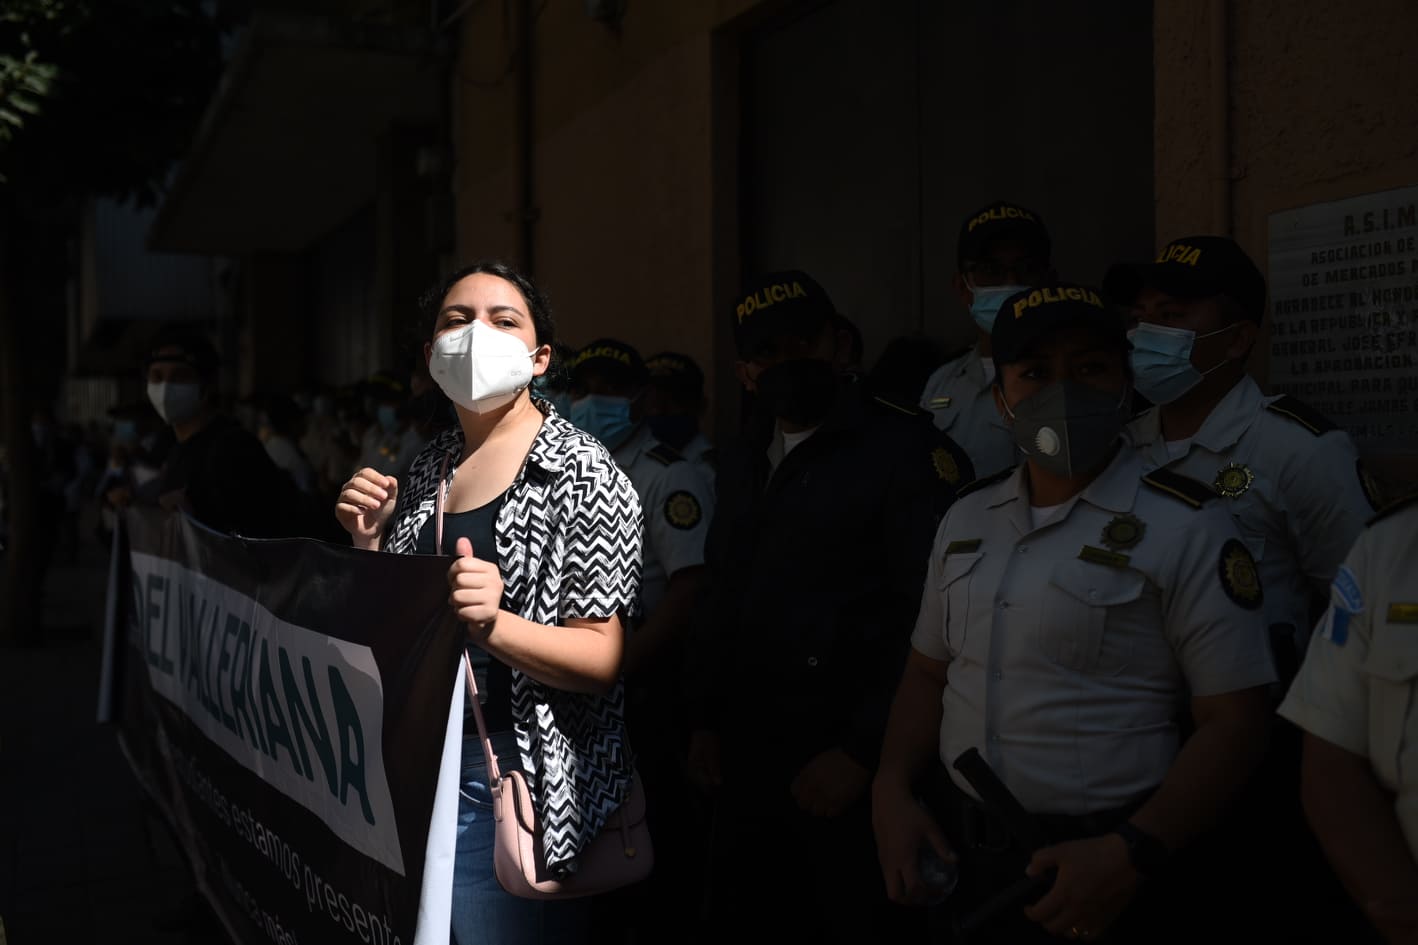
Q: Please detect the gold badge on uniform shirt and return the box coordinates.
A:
[931,447,962,484]
[1214,463,1255,498]
[1100,513,1146,551]
[929,396,952,408]
[1388,603,1418,624]
[945,539,981,556]
[664,491,702,530]
[1219,538,1262,609]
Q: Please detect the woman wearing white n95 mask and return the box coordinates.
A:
[333,260,644,945]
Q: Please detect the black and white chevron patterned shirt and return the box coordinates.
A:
[383,400,644,871]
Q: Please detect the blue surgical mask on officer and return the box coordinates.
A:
[112,419,138,446]
[1128,322,1234,405]
[968,282,1031,333]
[569,394,635,450]
[376,404,400,433]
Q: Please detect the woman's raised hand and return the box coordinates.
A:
[449,536,504,637]
[335,467,398,549]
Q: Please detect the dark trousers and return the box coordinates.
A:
[1202,718,1380,944]
[593,678,714,944]
[701,762,924,945]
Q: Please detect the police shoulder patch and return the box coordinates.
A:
[1322,563,1364,645]
[931,446,962,485]
[1265,396,1337,436]
[1331,564,1364,614]
[1364,489,1418,527]
[955,467,1013,500]
[1218,538,1263,610]
[646,443,684,466]
[1142,468,1218,509]
[663,490,702,530]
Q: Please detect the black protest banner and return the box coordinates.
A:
[106,507,466,945]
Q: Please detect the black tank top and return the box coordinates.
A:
[415,491,514,733]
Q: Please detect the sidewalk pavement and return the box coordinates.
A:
[0,520,229,945]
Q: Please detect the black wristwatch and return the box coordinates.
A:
[1110,822,1170,876]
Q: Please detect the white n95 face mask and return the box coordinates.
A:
[147,381,203,426]
[428,320,536,413]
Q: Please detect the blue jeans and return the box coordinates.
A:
[451,732,591,945]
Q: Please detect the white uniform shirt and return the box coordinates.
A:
[911,448,1275,815]
[919,347,1017,479]
[1279,498,1418,856]
[1128,376,1374,648]
[614,424,714,615]
[681,432,714,467]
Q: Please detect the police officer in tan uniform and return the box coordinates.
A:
[874,284,1275,944]
[1280,494,1418,944]
[919,201,1055,478]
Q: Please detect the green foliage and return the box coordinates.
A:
[0,0,221,204]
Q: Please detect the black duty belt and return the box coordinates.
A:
[923,763,1145,854]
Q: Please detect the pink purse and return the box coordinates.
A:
[462,654,653,899]
[437,460,652,900]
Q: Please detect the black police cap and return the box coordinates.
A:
[1102,235,1267,323]
[991,283,1127,365]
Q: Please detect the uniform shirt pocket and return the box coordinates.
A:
[1040,558,1145,675]
[939,552,985,659]
[1363,626,1418,789]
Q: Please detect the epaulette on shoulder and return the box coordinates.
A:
[1366,490,1418,527]
[1265,395,1337,436]
[872,395,930,419]
[955,467,1013,500]
[646,443,684,466]
[1141,468,1218,509]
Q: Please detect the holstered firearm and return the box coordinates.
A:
[950,748,1056,938]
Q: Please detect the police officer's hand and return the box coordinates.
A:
[449,537,503,636]
[871,780,955,906]
[686,730,723,795]
[791,748,870,818]
[1022,835,1139,940]
[335,467,398,549]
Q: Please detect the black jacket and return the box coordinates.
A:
[689,384,974,776]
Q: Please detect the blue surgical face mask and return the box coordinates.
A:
[968,282,1031,333]
[376,404,401,433]
[1128,322,1234,405]
[569,394,635,450]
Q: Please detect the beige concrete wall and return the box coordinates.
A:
[1154,0,1418,486]
[450,1,762,424]
[1155,0,1418,251]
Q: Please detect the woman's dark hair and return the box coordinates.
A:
[420,260,556,349]
[144,324,221,381]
